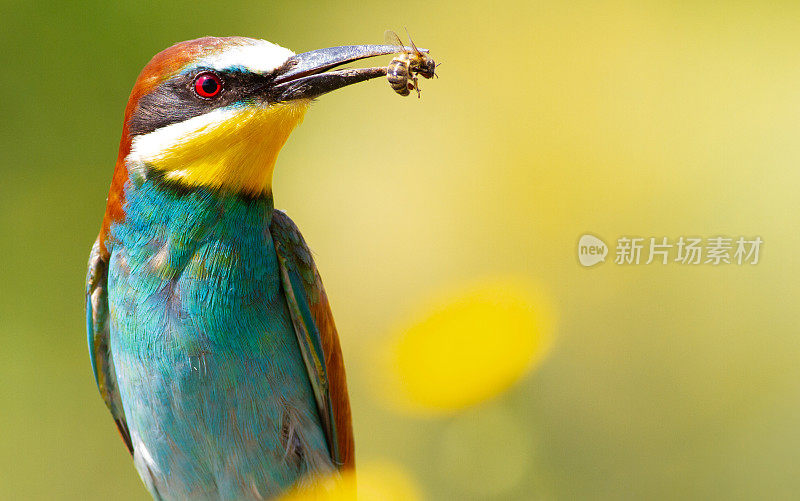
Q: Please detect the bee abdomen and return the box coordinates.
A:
[387,60,411,96]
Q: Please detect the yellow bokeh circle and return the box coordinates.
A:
[280,460,421,501]
[384,279,555,414]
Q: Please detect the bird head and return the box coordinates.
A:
[108,36,400,198]
[98,36,402,254]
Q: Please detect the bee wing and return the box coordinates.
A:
[384,30,405,50]
[404,27,422,56]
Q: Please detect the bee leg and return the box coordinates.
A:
[411,75,421,98]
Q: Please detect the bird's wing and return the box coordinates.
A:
[86,238,133,454]
[271,210,355,470]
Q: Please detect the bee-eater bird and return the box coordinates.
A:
[86,36,407,500]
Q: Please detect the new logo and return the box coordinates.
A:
[578,234,608,267]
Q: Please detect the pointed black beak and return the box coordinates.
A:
[269,44,425,101]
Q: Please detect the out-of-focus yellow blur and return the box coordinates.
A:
[281,461,421,501]
[380,280,553,414]
[2,1,799,499]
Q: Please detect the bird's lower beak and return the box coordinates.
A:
[269,44,416,101]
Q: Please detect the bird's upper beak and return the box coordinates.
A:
[269,44,422,101]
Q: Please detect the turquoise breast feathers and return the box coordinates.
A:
[105,179,333,499]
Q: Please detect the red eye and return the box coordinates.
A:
[194,72,222,98]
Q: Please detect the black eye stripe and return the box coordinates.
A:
[128,69,273,137]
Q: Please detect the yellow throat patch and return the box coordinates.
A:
[128,99,310,195]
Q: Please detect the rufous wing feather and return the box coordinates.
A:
[271,210,354,470]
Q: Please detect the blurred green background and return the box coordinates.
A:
[2,0,799,499]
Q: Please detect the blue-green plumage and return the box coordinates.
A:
[90,177,333,499]
[87,35,367,500]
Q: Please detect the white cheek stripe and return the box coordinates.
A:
[198,40,295,74]
[128,106,239,164]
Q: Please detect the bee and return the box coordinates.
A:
[385,30,437,98]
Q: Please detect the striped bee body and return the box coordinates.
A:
[387,54,412,96]
[384,30,436,98]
